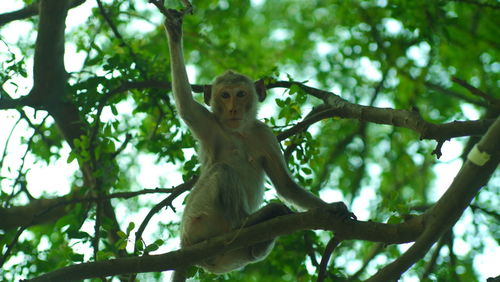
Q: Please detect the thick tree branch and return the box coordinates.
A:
[0,197,68,230]
[0,0,86,26]
[0,3,39,26]
[22,1,127,258]
[29,77,489,144]
[0,96,32,109]
[30,0,69,103]
[366,116,500,281]
[28,0,85,142]
[28,208,425,281]
[0,187,179,230]
[269,81,494,141]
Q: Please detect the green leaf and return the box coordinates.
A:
[153,239,164,246]
[117,238,128,250]
[55,214,77,230]
[96,251,114,261]
[185,266,198,278]
[110,105,118,116]
[275,99,285,108]
[117,230,127,239]
[67,151,77,163]
[289,84,300,95]
[126,222,135,234]
[135,240,144,251]
[70,253,85,262]
[387,215,403,224]
[301,167,312,175]
[67,230,90,239]
[144,243,159,253]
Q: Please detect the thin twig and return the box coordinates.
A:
[317,236,341,282]
[452,76,500,108]
[134,177,197,249]
[450,0,500,9]
[111,133,132,159]
[0,226,27,268]
[0,115,21,171]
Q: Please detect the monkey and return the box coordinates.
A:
[163,6,354,281]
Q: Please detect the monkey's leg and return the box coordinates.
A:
[197,204,292,272]
[243,203,292,260]
[244,202,292,226]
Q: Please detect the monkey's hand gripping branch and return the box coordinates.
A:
[152,0,193,42]
[326,201,357,223]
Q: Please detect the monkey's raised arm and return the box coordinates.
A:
[164,9,213,137]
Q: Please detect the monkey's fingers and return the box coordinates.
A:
[344,211,357,221]
[180,0,194,15]
[165,9,184,23]
[326,201,357,222]
[163,9,185,40]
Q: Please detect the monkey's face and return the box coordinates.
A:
[213,83,257,129]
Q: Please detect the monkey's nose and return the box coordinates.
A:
[229,108,238,115]
[228,101,238,115]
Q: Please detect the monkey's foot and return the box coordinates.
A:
[326,201,357,222]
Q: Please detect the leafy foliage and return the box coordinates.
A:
[0,0,498,281]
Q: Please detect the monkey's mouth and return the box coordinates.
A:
[225,118,243,128]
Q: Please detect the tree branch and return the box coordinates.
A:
[0,187,182,230]
[28,208,425,281]
[317,236,341,282]
[452,76,500,108]
[0,0,86,26]
[366,116,500,281]
[133,177,197,253]
[0,96,31,109]
[0,115,22,170]
[269,81,494,141]
[450,0,500,9]
[0,2,39,26]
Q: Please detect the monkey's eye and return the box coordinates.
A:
[236,91,246,97]
[220,92,230,99]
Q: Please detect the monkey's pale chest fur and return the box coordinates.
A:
[181,123,266,247]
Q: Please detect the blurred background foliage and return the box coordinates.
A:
[0,0,498,281]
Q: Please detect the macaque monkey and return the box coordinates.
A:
[163,5,354,281]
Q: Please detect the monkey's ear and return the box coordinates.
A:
[255,79,267,102]
[203,84,212,105]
